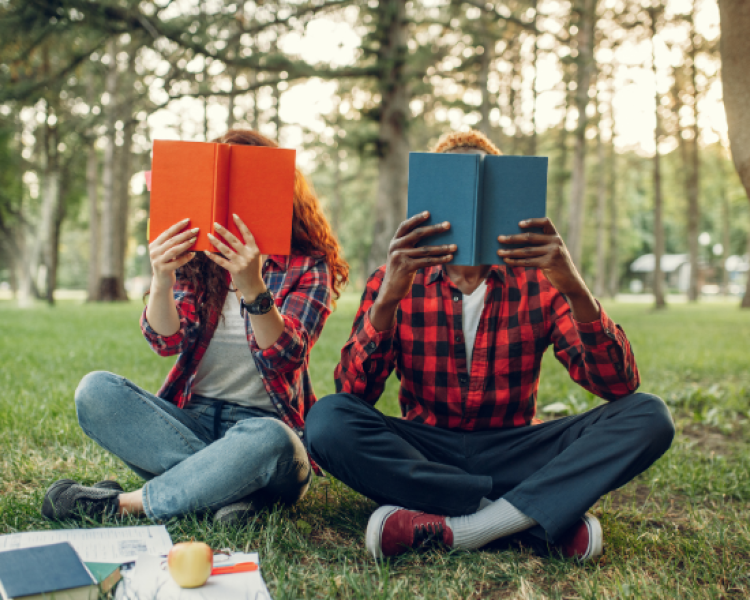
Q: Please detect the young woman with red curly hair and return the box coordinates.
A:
[43,130,349,524]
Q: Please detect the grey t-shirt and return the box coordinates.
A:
[192,292,276,413]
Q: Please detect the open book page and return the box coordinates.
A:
[0,526,173,564]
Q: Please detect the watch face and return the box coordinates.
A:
[259,296,273,311]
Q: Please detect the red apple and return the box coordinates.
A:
[167,542,213,588]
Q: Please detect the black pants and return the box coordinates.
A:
[305,392,675,542]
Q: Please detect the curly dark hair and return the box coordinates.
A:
[149,129,349,329]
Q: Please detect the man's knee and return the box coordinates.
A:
[74,371,119,428]
[304,393,361,455]
[625,392,675,454]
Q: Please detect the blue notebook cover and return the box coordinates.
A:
[407,153,548,266]
[478,155,548,265]
[407,153,481,266]
[0,542,96,598]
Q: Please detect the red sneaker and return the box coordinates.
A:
[365,506,454,559]
[553,513,603,560]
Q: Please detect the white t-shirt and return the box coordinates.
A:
[192,292,276,412]
[462,280,488,374]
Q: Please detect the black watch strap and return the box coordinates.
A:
[240,290,275,316]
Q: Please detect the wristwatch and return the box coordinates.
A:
[240,290,275,315]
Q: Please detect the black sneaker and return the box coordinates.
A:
[93,480,124,492]
[42,479,120,521]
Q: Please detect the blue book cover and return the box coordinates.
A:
[477,155,548,265]
[407,153,548,266]
[407,153,482,266]
[0,542,96,599]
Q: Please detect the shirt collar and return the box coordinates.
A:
[425,264,506,287]
[265,254,290,271]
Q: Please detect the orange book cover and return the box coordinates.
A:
[148,140,296,254]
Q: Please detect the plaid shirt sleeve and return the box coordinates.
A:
[334,267,397,404]
[140,276,198,357]
[248,258,332,375]
[545,277,640,400]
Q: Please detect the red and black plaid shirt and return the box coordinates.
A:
[141,253,331,445]
[335,264,639,430]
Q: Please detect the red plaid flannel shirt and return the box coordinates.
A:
[141,254,331,461]
[335,264,639,430]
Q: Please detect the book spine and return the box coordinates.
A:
[212,144,231,250]
[473,156,484,266]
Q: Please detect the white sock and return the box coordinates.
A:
[447,498,537,550]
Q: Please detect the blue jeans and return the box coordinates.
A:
[75,371,311,521]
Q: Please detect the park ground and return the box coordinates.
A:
[1,294,749,599]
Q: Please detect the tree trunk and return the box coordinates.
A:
[606,138,618,297]
[720,157,730,295]
[86,71,101,301]
[529,0,539,156]
[566,0,598,269]
[365,0,410,275]
[98,38,125,301]
[718,0,750,307]
[650,8,666,309]
[48,164,69,304]
[593,106,606,297]
[38,101,60,305]
[551,70,571,233]
[686,2,701,302]
[113,41,137,300]
[605,70,618,298]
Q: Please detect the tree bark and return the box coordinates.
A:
[529,0,539,156]
[38,100,60,305]
[365,0,410,275]
[594,101,606,297]
[720,156,730,295]
[650,8,666,309]
[86,70,101,301]
[566,0,598,269]
[98,37,126,301]
[686,3,701,302]
[551,69,572,233]
[718,0,750,307]
[606,137,618,297]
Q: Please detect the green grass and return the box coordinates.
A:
[1,295,750,599]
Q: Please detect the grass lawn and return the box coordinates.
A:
[1,293,749,599]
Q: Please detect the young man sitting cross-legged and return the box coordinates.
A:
[304,130,675,560]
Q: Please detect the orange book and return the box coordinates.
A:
[148,140,296,254]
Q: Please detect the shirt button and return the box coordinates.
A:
[358,374,367,382]
[366,342,376,350]
[459,375,468,385]
[453,295,460,302]
[454,334,462,343]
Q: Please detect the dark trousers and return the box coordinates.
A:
[305,392,675,542]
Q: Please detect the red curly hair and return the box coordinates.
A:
[177,129,349,325]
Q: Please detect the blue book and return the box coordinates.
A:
[407,153,548,266]
[0,543,97,600]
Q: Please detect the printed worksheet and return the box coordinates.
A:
[0,525,173,563]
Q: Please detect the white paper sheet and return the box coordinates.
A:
[115,552,272,600]
[0,526,173,564]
